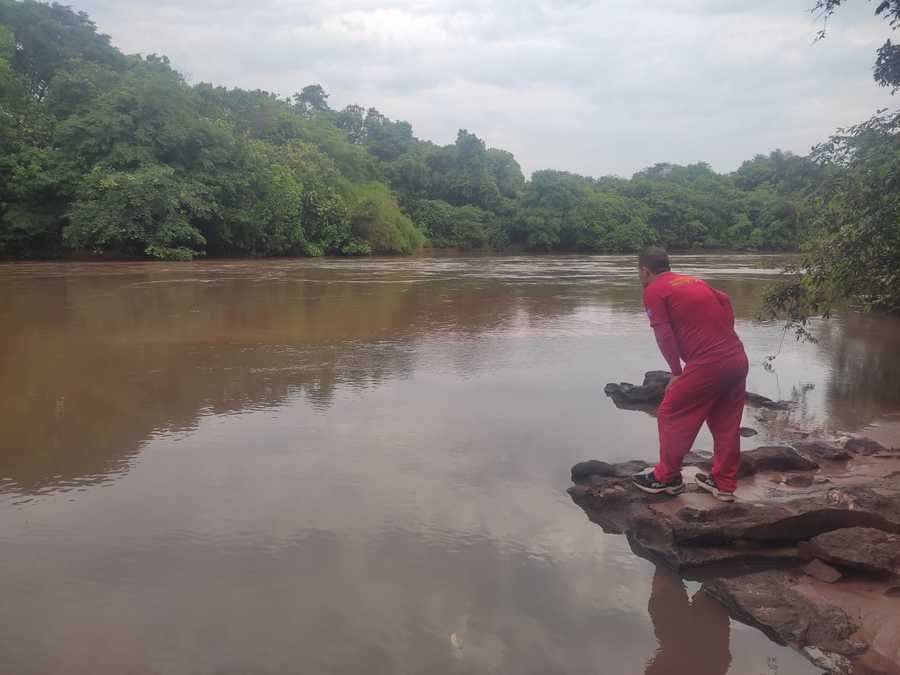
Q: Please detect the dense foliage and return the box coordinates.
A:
[0,1,850,260]
[762,0,900,320]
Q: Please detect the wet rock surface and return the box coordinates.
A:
[704,571,866,673]
[800,528,900,578]
[569,440,900,673]
[603,371,670,409]
[844,437,897,456]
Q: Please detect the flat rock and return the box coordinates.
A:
[739,426,758,437]
[800,527,900,577]
[704,570,866,672]
[738,446,819,477]
[570,455,900,565]
[682,446,818,478]
[803,559,843,583]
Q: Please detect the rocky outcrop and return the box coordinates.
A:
[569,441,900,673]
[603,371,670,408]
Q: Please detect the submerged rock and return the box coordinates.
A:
[744,391,793,410]
[604,371,794,413]
[844,436,897,456]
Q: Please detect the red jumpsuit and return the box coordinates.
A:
[643,272,748,492]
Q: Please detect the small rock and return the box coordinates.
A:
[740,427,758,438]
[571,460,614,481]
[609,460,651,478]
[571,459,650,482]
[793,440,853,462]
[843,437,892,456]
[785,475,815,488]
[739,446,819,478]
[885,587,900,598]
[604,371,670,405]
[745,392,792,410]
[802,559,843,584]
[800,527,900,577]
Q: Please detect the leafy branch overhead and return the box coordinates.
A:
[761,1,900,326]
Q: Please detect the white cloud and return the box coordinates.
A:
[78,0,897,176]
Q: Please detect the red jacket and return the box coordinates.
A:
[643,272,744,374]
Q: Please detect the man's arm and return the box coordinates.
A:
[644,287,683,376]
[712,288,735,328]
[653,323,683,376]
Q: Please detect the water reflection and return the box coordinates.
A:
[0,254,841,495]
[815,313,900,429]
[645,564,731,675]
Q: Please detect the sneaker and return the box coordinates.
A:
[631,471,685,496]
[695,473,736,502]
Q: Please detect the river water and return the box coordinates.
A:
[2,255,900,675]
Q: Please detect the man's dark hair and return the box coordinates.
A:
[639,247,671,274]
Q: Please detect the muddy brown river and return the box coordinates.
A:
[2,255,900,675]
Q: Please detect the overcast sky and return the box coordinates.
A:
[75,0,896,177]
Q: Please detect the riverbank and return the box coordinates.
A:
[571,372,900,674]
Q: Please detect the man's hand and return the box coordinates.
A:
[666,375,681,392]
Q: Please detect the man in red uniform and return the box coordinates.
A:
[631,248,748,502]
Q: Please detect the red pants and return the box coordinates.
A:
[653,351,748,492]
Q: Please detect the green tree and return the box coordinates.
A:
[292,84,330,118]
[65,164,212,260]
[814,0,900,89]
[0,0,124,101]
[765,111,900,319]
[346,181,424,254]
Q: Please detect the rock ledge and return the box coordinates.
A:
[569,441,900,673]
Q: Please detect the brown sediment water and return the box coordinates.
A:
[2,254,899,675]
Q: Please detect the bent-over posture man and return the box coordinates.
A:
[631,248,748,502]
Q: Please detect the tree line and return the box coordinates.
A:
[1,0,829,262]
[1,1,898,317]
